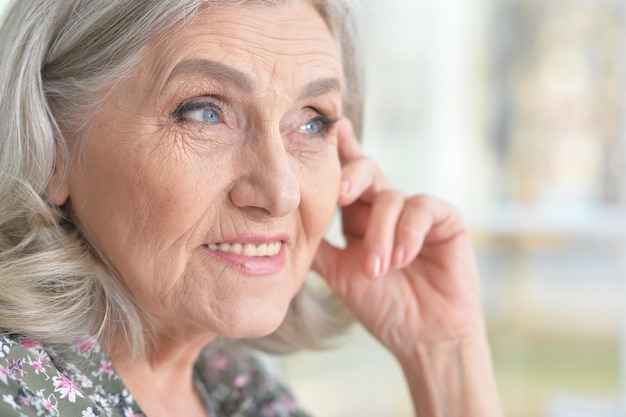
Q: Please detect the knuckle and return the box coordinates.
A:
[398,211,425,235]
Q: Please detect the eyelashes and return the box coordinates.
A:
[171,97,340,140]
[171,99,226,124]
[298,114,340,137]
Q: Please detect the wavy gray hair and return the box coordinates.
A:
[0,0,363,358]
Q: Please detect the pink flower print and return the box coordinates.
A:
[21,338,40,349]
[28,356,49,379]
[53,375,85,403]
[74,373,93,389]
[278,396,296,408]
[0,365,8,385]
[93,360,114,380]
[31,360,42,373]
[77,338,95,355]
[18,389,31,407]
[41,391,59,414]
[233,374,248,389]
[100,361,112,375]
[212,355,229,371]
[262,404,278,417]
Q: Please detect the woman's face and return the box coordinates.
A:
[60,2,343,339]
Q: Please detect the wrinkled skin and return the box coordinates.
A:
[49,2,487,415]
[315,120,483,358]
[53,3,344,343]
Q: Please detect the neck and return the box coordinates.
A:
[109,324,217,417]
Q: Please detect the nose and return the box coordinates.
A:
[229,125,300,218]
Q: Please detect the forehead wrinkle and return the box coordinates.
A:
[249,57,341,103]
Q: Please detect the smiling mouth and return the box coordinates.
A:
[206,241,283,257]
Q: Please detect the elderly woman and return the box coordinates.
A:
[0,0,502,416]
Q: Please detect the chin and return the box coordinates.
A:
[209,300,290,340]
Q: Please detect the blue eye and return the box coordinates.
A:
[299,119,325,135]
[299,115,338,137]
[172,101,223,125]
[187,108,220,124]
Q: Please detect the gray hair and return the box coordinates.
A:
[0,0,363,357]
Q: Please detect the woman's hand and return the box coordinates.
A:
[313,119,484,357]
[313,119,504,416]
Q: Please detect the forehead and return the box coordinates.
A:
[146,2,343,94]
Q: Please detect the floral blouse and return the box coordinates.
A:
[0,333,310,417]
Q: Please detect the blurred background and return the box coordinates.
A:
[1,0,624,416]
[282,1,626,417]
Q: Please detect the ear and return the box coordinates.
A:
[47,142,70,207]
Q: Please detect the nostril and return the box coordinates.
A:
[228,160,300,218]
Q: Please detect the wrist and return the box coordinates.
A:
[397,332,504,417]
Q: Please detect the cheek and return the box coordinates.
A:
[288,153,340,294]
[70,137,230,296]
[298,152,341,241]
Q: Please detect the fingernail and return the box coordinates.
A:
[393,246,405,267]
[340,180,351,196]
[367,254,382,278]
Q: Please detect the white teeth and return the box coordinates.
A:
[243,243,256,256]
[208,241,282,257]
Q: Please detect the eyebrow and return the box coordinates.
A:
[166,59,255,93]
[166,58,342,99]
[299,77,342,100]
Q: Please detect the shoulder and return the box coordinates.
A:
[0,333,60,416]
[196,342,312,417]
[0,333,137,417]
